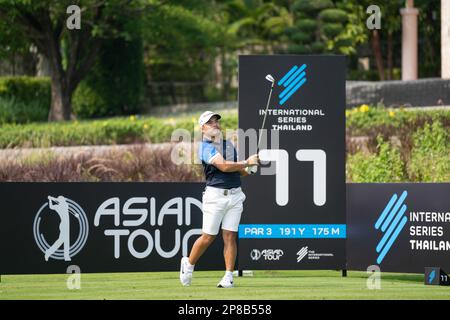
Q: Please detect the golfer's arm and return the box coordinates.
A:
[48,196,55,209]
[239,169,250,177]
[211,154,247,173]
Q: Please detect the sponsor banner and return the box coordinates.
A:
[347,183,450,273]
[0,183,224,274]
[238,55,346,269]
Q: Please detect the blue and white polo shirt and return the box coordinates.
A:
[198,138,241,189]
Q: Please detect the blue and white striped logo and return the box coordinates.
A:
[374,190,408,264]
[428,270,436,284]
[277,64,307,106]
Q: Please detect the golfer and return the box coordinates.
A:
[45,196,71,261]
[180,111,259,288]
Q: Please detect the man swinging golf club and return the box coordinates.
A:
[179,111,260,288]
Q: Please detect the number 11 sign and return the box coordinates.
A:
[238,55,346,270]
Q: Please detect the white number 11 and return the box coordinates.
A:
[259,149,326,207]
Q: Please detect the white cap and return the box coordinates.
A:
[198,111,221,127]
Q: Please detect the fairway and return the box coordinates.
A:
[1,270,449,300]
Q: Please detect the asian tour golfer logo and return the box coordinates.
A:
[33,196,89,261]
[277,64,307,106]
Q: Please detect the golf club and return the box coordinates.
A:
[248,74,274,174]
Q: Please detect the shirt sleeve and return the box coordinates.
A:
[199,142,220,164]
[225,140,238,161]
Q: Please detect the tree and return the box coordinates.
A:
[287,0,363,55]
[73,19,144,118]
[344,0,403,80]
[215,0,291,98]
[142,1,221,104]
[0,12,35,75]
[0,0,150,121]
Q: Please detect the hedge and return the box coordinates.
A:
[347,120,449,183]
[0,76,50,123]
[0,76,51,104]
[0,112,238,148]
[346,105,450,141]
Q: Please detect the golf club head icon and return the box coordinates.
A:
[265,74,275,87]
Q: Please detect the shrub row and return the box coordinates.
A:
[0,77,50,124]
[346,105,450,137]
[347,121,449,183]
[0,112,238,148]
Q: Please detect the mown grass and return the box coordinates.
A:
[1,270,449,300]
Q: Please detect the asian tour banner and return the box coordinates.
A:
[0,183,224,275]
[237,55,346,270]
[347,183,450,273]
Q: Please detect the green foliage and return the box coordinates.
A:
[291,31,313,42]
[408,121,450,182]
[0,76,50,104]
[72,82,108,118]
[0,112,238,148]
[346,136,406,182]
[0,77,50,123]
[346,106,450,137]
[288,0,357,55]
[416,0,441,77]
[143,2,220,82]
[318,8,348,23]
[203,86,223,102]
[286,44,308,54]
[1,0,152,120]
[0,11,30,62]
[72,14,144,118]
[321,23,344,38]
[346,106,449,182]
[0,96,48,124]
[293,0,334,12]
[310,41,326,53]
[73,39,144,118]
[295,19,317,32]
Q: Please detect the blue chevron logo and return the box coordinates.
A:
[374,190,408,264]
[277,64,307,106]
[428,270,436,284]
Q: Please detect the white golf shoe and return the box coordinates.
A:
[217,275,234,288]
[179,257,193,286]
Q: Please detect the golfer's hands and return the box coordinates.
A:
[245,154,260,167]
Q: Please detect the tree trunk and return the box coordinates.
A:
[371,30,385,80]
[49,76,72,121]
[46,35,72,121]
[387,31,393,80]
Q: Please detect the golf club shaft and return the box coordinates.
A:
[257,83,273,151]
[249,82,273,174]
